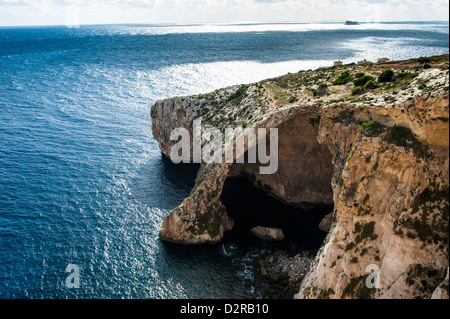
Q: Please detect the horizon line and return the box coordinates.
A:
[0,20,449,29]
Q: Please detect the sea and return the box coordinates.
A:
[0,22,448,299]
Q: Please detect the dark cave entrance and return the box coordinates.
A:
[218,113,336,252]
[220,176,333,251]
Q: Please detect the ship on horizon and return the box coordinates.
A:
[345,20,359,25]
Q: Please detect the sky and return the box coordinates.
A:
[0,0,448,27]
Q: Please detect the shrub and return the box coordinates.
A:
[353,75,375,87]
[228,84,249,105]
[317,83,328,96]
[288,95,298,103]
[352,86,363,95]
[355,72,365,78]
[333,70,353,85]
[363,80,378,90]
[358,121,384,137]
[397,72,419,80]
[417,57,432,63]
[378,69,395,83]
[423,63,432,69]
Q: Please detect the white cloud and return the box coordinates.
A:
[0,0,448,26]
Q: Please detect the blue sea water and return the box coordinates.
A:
[0,22,448,299]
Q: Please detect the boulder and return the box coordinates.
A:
[318,212,334,232]
[251,226,285,242]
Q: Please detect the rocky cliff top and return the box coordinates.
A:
[155,54,448,131]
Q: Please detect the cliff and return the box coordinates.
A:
[150,55,449,298]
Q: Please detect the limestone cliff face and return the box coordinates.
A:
[158,162,234,244]
[298,90,449,299]
[228,113,334,205]
[151,55,449,298]
[151,97,202,159]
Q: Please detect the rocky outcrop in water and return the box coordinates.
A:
[252,250,315,299]
[151,55,449,298]
[250,226,285,242]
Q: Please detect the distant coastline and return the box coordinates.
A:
[1,20,449,29]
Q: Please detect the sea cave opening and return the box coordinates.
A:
[219,114,336,252]
[220,176,333,251]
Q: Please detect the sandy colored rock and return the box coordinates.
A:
[250,226,285,242]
